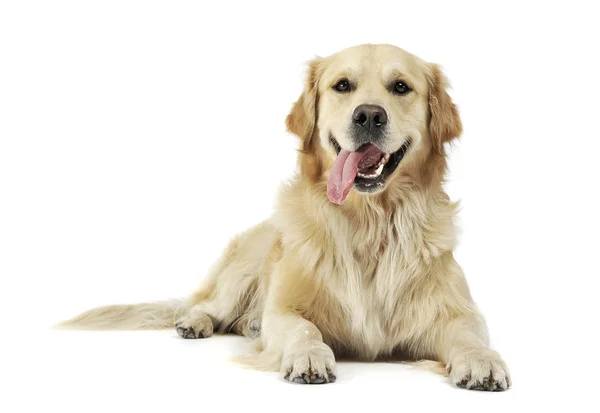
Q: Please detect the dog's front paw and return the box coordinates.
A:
[282,341,337,384]
[448,349,511,391]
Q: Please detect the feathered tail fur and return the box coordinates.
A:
[56,299,186,330]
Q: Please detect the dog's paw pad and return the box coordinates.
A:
[174,311,213,339]
[248,319,261,338]
[449,349,511,391]
[284,368,336,384]
[281,342,337,385]
[176,325,204,339]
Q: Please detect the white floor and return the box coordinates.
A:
[2,328,573,413]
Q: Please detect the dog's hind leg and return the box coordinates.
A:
[174,221,276,340]
[174,273,260,340]
[174,301,216,339]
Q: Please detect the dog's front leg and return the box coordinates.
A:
[261,257,336,384]
[425,254,512,391]
[262,311,336,384]
[437,313,511,391]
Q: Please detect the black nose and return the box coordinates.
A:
[352,104,388,129]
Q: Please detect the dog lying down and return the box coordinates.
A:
[60,44,511,391]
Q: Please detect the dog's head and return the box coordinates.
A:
[287,44,462,205]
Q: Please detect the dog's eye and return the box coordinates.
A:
[334,79,350,93]
[393,81,411,95]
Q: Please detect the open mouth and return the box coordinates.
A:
[328,136,411,204]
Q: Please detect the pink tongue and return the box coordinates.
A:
[327,144,382,205]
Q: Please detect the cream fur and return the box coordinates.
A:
[60,44,510,391]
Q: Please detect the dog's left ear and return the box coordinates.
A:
[426,64,462,154]
[286,57,323,151]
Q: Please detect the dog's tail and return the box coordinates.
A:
[55,299,186,330]
[403,359,449,376]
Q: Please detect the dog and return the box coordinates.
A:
[60,44,511,391]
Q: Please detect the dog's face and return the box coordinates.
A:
[287,44,462,205]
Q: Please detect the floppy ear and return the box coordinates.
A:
[427,64,462,154]
[286,58,324,180]
[286,58,323,151]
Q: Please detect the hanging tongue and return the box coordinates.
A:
[327,143,383,205]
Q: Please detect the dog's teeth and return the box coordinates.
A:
[357,163,385,179]
[376,154,390,167]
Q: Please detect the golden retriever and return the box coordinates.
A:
[60,44,511,391]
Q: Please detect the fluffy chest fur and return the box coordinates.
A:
[273,179,458,360]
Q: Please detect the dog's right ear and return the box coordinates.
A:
[286,57,323,151]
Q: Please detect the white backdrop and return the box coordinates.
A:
[1,1,599,412]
